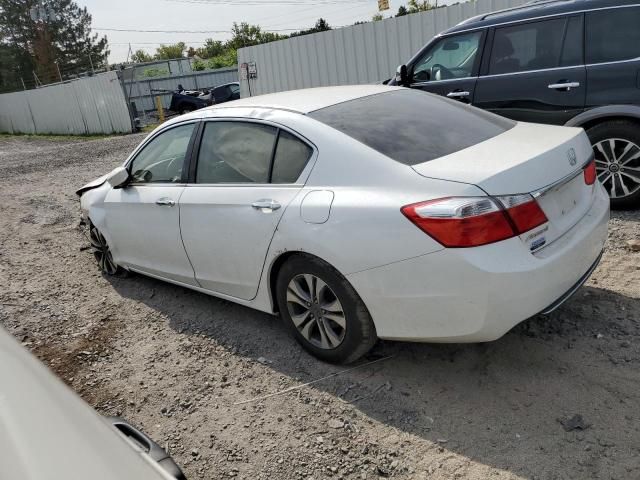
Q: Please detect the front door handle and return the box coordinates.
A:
[548,81,580,90]
[155,198,175,207]
[446,90,470,98]
[252,199,281,211]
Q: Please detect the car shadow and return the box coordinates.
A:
[108,275,640,479]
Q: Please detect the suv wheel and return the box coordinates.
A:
[586,120,640,209]
[276,255,377,364]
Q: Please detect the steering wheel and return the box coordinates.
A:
[431,63,454,81]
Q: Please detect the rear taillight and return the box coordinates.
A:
[402,195,548,248]
[583,159,596,185]
[495,194,548,234]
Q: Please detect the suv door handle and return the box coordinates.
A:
[548,81,580,90]
[155,198,175,207]
[446,91,470,98]
[252,199,281,211]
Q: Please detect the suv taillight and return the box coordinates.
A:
[583,159,596,185]
[401,195,548,248]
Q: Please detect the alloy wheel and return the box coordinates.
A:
[89,226,118,275]
[593,138,640,199]
[286,274,347,350]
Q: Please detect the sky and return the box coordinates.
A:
[77,0,453,63]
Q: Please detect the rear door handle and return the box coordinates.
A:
[252,199,281,211]
[446,91,470,98]
[548,81,580,90]
[155,198,175,207]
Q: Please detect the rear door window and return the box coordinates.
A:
[309,89,514,166]
[196,122,277,184]
[586,7,640,64]
[489,17,581,75]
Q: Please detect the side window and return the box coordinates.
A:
[230,84,240,95]
[560,16,583,67]
[586,7,640,64]
[129,124,195,183]
[489,18,567,74]
[196,122,277,184]
[271,131,313,184]
[412,31,483,82]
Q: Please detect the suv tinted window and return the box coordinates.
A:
[309,90,514,166]
[130,124,195,183]
[560,16,583,67]
[586,7,640,64]
[490,18,572,74]
[412,31,483,82]
[197,122,276,183]
[271,131,313,183]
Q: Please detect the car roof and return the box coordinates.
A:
[445,0,637,34]
[204,85,402,114]
[215,82,239,88]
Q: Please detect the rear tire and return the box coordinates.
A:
[276,255,377,364]
[586,120,640,210]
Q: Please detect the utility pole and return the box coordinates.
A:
[88,53,95,74]
[21,78,27,91]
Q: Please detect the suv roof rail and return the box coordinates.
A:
[479,0,571,21]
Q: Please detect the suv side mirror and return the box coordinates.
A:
[395,65,409,87]
[106,166,131,188]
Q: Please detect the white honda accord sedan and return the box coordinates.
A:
[78,86,609,363]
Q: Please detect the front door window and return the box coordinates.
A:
[412,31,483,83]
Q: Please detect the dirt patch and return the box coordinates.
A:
[0,135,639,480]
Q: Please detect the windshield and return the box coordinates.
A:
[308,89,515,166]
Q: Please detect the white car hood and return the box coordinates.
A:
[412,122,592,195]
[0,328,172,480]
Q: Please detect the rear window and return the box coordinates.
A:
[308,89,514,165]
[586,7,640,64]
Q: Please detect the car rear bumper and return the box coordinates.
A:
[347,183,610,342]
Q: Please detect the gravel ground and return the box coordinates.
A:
[0,135,639,480]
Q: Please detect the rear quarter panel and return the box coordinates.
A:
[262,117,487,277]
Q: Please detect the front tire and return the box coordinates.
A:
[88,224,128,277]
[586,120,640,210]
[276,255,377,364]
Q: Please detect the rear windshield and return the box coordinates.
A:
[308,89,515,165]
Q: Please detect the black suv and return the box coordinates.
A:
[391,0,640,209]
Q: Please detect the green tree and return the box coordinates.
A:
[206,48,237,69]
[372,13,384,21]
[0,0,109,86]
[396,5,409,16]
[290,18,332,37]
[154,42,186,60]
[407,0,435,13]
[196,38,225,59]
[226,22,285,51]
[192,59,206,71]
[130,49,152,63]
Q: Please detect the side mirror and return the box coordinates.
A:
[106,166,130,188]
[395,65,409,87]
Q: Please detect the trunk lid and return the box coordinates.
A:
[412,122,596,251]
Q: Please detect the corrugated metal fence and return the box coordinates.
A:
[122,67,238,112]
[0,71,132,135]
[238,0,525,97]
